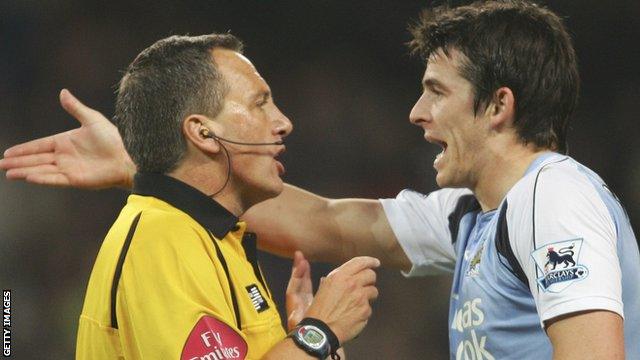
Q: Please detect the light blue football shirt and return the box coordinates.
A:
[381,153,640,359]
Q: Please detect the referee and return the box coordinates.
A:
[12,34,380,359]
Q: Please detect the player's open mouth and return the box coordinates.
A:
[424,134,447,169]
[434,141,447,168]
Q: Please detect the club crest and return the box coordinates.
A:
[466,243,484,277]
[530,239,588,292]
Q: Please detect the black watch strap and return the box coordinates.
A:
[299,318,340,357]
[288,317,341,359]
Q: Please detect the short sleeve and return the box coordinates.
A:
[117,213,248,359]
[510,165,623,326]
[380,188,471,276]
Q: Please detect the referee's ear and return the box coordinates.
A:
[182,114,222,155]
[487,87,515,130]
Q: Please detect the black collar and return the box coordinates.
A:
[132,172,239,239]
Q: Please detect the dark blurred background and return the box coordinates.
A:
[1,0,638,358]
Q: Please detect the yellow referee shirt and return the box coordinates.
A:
[76,173,286,359]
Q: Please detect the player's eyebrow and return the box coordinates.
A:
[422,78,450,93]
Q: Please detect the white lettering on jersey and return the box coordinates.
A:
[455,329,495,360]
[452,298,494,360]
[183,316,247,360]
[451,298,484,332]
[196,331,240,359]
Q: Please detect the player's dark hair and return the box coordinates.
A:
[114,33,244,173]
[409,0,579,153]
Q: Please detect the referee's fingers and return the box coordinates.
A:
[329,256,380,277]
[352,268,377,287]
[364,285,379,301]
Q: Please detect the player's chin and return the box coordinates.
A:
[435,170,461,189]
[435,171,450,188]
[436,170,469,190]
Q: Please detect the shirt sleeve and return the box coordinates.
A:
[380,188,471,276]
[117,212,248,359]
[509,164,623,327]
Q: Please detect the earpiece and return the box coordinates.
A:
[200,128,214,139]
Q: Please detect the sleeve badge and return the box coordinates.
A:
[530,238,589,293]
[181,315,248,360]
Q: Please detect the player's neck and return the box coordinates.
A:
[472,143,549,212]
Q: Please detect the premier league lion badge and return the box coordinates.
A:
[530,238,589,293]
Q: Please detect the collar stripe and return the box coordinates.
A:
[132,173,238,239]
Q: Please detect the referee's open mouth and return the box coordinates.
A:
[274,146,286,176]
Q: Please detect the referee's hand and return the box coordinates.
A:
[304,256,380,345]
[285,251,313,331]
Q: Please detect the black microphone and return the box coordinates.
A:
[200,129,284,146]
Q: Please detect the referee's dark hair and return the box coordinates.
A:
[114,33,244,173]
[409,0,579,154]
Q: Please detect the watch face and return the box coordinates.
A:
[298,325,327,349]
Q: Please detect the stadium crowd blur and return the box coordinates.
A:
[1,0,638,358]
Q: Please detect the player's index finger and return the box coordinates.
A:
[334,256,380,276]
[0,153,55,170]
[3,135,56,158]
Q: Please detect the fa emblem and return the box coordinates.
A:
[531,239,589,293]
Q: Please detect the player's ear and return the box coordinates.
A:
[486,87,515,130]
[182,114,221,154]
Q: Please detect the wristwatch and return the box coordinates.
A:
[287,318,341,359]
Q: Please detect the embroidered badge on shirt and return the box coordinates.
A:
[245,284,269,312]
[530,238,589,292]
[181,316,248,360]
[466,243,484,277]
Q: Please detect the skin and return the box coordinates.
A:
[410,49,545,212]
[174,49,293,216]
[0,48,625,359]
[546,310,624,360]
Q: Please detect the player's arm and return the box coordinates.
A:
[244,184,411,270]
[0,89,135,189]
[511,164,628,359]
[546,310,624,359]
[0,91,412,270]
